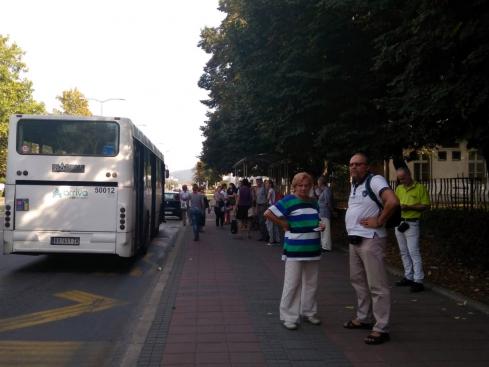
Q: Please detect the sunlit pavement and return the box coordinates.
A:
[0,217,183,367]
[135,215,489,367]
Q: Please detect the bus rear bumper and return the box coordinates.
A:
[4,230,123,255]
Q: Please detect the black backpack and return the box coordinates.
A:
[365,174,401,228]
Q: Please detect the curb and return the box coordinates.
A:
[118,223,184,367]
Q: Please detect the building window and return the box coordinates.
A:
[437,151,447,161]
[451,151,461,161]
[468,150,487,179]
[413,153,430,181]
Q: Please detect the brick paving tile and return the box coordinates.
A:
[138,216,489,366]
[196,342,227,353]
[227,342,262,352]
[229,352,266,364]
[161,352,195,365]
[196,325,226,334]
[225,333,261,343]
[224,324,255,333]
[165,333,197,344]
[164,342,196,354]
[196,352,231,364]
[196,333,228,343]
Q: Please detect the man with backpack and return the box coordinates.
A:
[344,152,400,345]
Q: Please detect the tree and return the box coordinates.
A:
[199,0,385,173]
[55,88,92,116]
[0,35,45,178]
[194,161,206,186]
[199,0,489,174]
[372,0,489,166]
[193,160,222,187]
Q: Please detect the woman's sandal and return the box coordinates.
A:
[343,320,373,330]
[364,332,390,345]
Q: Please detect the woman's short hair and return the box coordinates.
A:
[291,172,313,192]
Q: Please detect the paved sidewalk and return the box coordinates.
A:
[138,219,489,367]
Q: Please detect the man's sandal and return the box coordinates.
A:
[364,332,390,345]
[343,320,373,330]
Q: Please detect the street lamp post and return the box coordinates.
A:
[88,98,126,115]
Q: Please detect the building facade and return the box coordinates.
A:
[388,142,487,181]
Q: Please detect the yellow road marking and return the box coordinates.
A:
[0,340,112,367]
[0,341,80,366]
[0,290,124,333]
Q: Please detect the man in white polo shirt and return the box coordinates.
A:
[344,152,399,345]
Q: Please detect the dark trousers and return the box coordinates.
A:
[214,206,224,227]
[257,204,269,240]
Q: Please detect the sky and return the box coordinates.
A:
[1,0,224,172]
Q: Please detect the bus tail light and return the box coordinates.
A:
[5,204,11,228]
[119,207,126,231]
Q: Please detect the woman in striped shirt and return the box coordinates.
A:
[264,172,325,330]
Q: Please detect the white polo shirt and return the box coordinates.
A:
[345,174,389,238]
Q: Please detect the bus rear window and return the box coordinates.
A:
[17,119,120,156]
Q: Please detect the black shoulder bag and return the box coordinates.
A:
[365,174,401,229]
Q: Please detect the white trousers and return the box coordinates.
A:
[320,217,332,250]
[266,219,281,243]
[395,221,424,282]
[280,260,319,323]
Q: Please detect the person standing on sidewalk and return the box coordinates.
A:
[344,152,399,345]
[317,176,334,252]
[264,172,325,330]
[394,167,431,293]
[213,185,225,227]
[200,186,210,231]
[265,179,280,245]
[179,185,191,226]
[255,177,269,241]
[189,184,205,241]
[236,178,252,233]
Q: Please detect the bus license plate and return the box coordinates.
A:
[50,237,80,246]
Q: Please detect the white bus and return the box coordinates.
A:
[2,114,167,257]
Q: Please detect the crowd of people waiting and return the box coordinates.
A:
[175,153,430,346]
[208,176,334,250]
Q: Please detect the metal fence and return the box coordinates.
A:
[334,177,489,210]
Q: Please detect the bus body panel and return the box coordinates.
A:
[3,115,165,258]
[14,184,118,232]
[10,230,116,254]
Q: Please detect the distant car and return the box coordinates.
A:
[163,192,182,219]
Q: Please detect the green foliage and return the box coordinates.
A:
[0,35,46,177]
[372,0,489,162]
[199,1,489,175]
[193,160,221,187]
[55,88,92,116]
